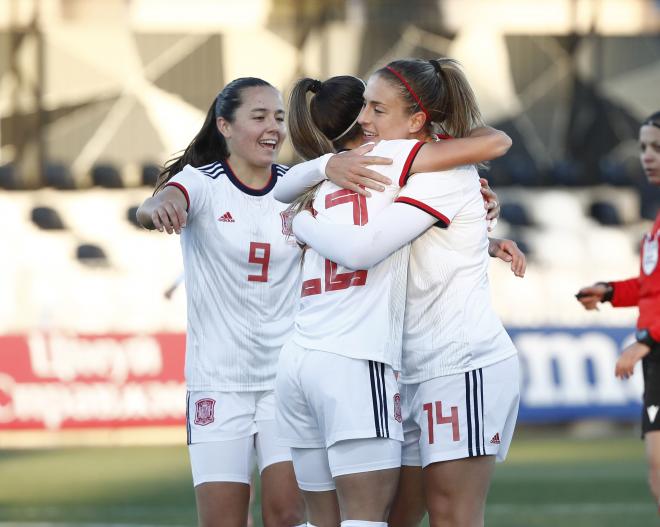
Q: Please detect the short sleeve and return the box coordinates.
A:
[366,139,425,189]
[165,164,209,216]
[395,168,471,226]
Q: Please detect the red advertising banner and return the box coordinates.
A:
[0,333,186,430]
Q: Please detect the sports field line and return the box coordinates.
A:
[489,502,652,514]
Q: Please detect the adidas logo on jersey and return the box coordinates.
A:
[218,212,235,223]
[490,433,501,444]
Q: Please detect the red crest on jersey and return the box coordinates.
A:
[194,398,216,426]
[280,210,294,236]
[393,393,402,423]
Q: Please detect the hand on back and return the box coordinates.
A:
[326,143,393,197]
[479,178,500,228]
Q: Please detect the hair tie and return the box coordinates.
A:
[331,113,361,142]
[386,66,430,122]
[330,76,367,142]
[429,59,443,76]
[308,79,323,94]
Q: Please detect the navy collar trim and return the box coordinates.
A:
[222,160,278,196]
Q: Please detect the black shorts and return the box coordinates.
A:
[642,344,660,437]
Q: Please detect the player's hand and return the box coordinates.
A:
[615,342,651,379]
[488,238,526,277]
[480,178,499,230]
[151,199,187,234]
[575,284,608,310]
[326,143,393,197]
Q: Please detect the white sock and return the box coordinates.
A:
[340,521,387,527]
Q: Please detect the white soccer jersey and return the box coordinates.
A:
[293,139,424,369]
[166,161,301,391]
[394,166,518,383]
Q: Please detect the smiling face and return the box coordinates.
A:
[217,85,286,168]
[640,123,660,186]
[357,74,427,144]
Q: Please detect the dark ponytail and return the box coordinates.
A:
[288,75,366,160]
[377,58,484,139]
[154,77,273,194]
[643,111,660,129]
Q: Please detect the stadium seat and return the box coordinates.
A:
[547,160,583,186]
[500,202,533,227]
[91,163,124,188]
[598,159,632,187]
[31,206,66,230]
[0,164,20,190]
[506,155,541,187]
[44,163,75,190]
[127,205,141,227]
[589,200,622,226]
[142,163,161,187]
[76,243,110,266]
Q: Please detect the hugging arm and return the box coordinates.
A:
[410,126,511,174]
[294,203,524,274]
[293,203,436,269]
[281,126,511,203]
[275,144,395,203]
[273,154,333,203]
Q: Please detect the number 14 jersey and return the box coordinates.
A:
[293,139,423,370]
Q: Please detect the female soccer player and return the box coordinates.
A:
[282,59,523,527]
[275,66,520,527]
[136,78,307,527]
[576,111,660,514]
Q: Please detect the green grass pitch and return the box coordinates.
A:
[0,431,655,527]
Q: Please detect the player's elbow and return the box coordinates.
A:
[492,131,512,158]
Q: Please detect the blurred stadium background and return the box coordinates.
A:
[0,0,659,525]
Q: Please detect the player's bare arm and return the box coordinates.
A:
[324,129,511,199]
[410,126,511,174]
[136,186,188,234]
[488,237,526,277]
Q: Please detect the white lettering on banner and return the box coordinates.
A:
[516,331,643,407]
[0,373,15,423]
[28,333,163,382]
[0,378,186,429]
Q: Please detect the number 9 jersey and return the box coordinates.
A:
[293,139,424,370]
[166,161,301,392]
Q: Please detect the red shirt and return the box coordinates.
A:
[611,211,660,341]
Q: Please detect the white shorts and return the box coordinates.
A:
[276,340,404,448]
[401,355,519,468]
[291,438,402,492]
[187,390,292,486]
